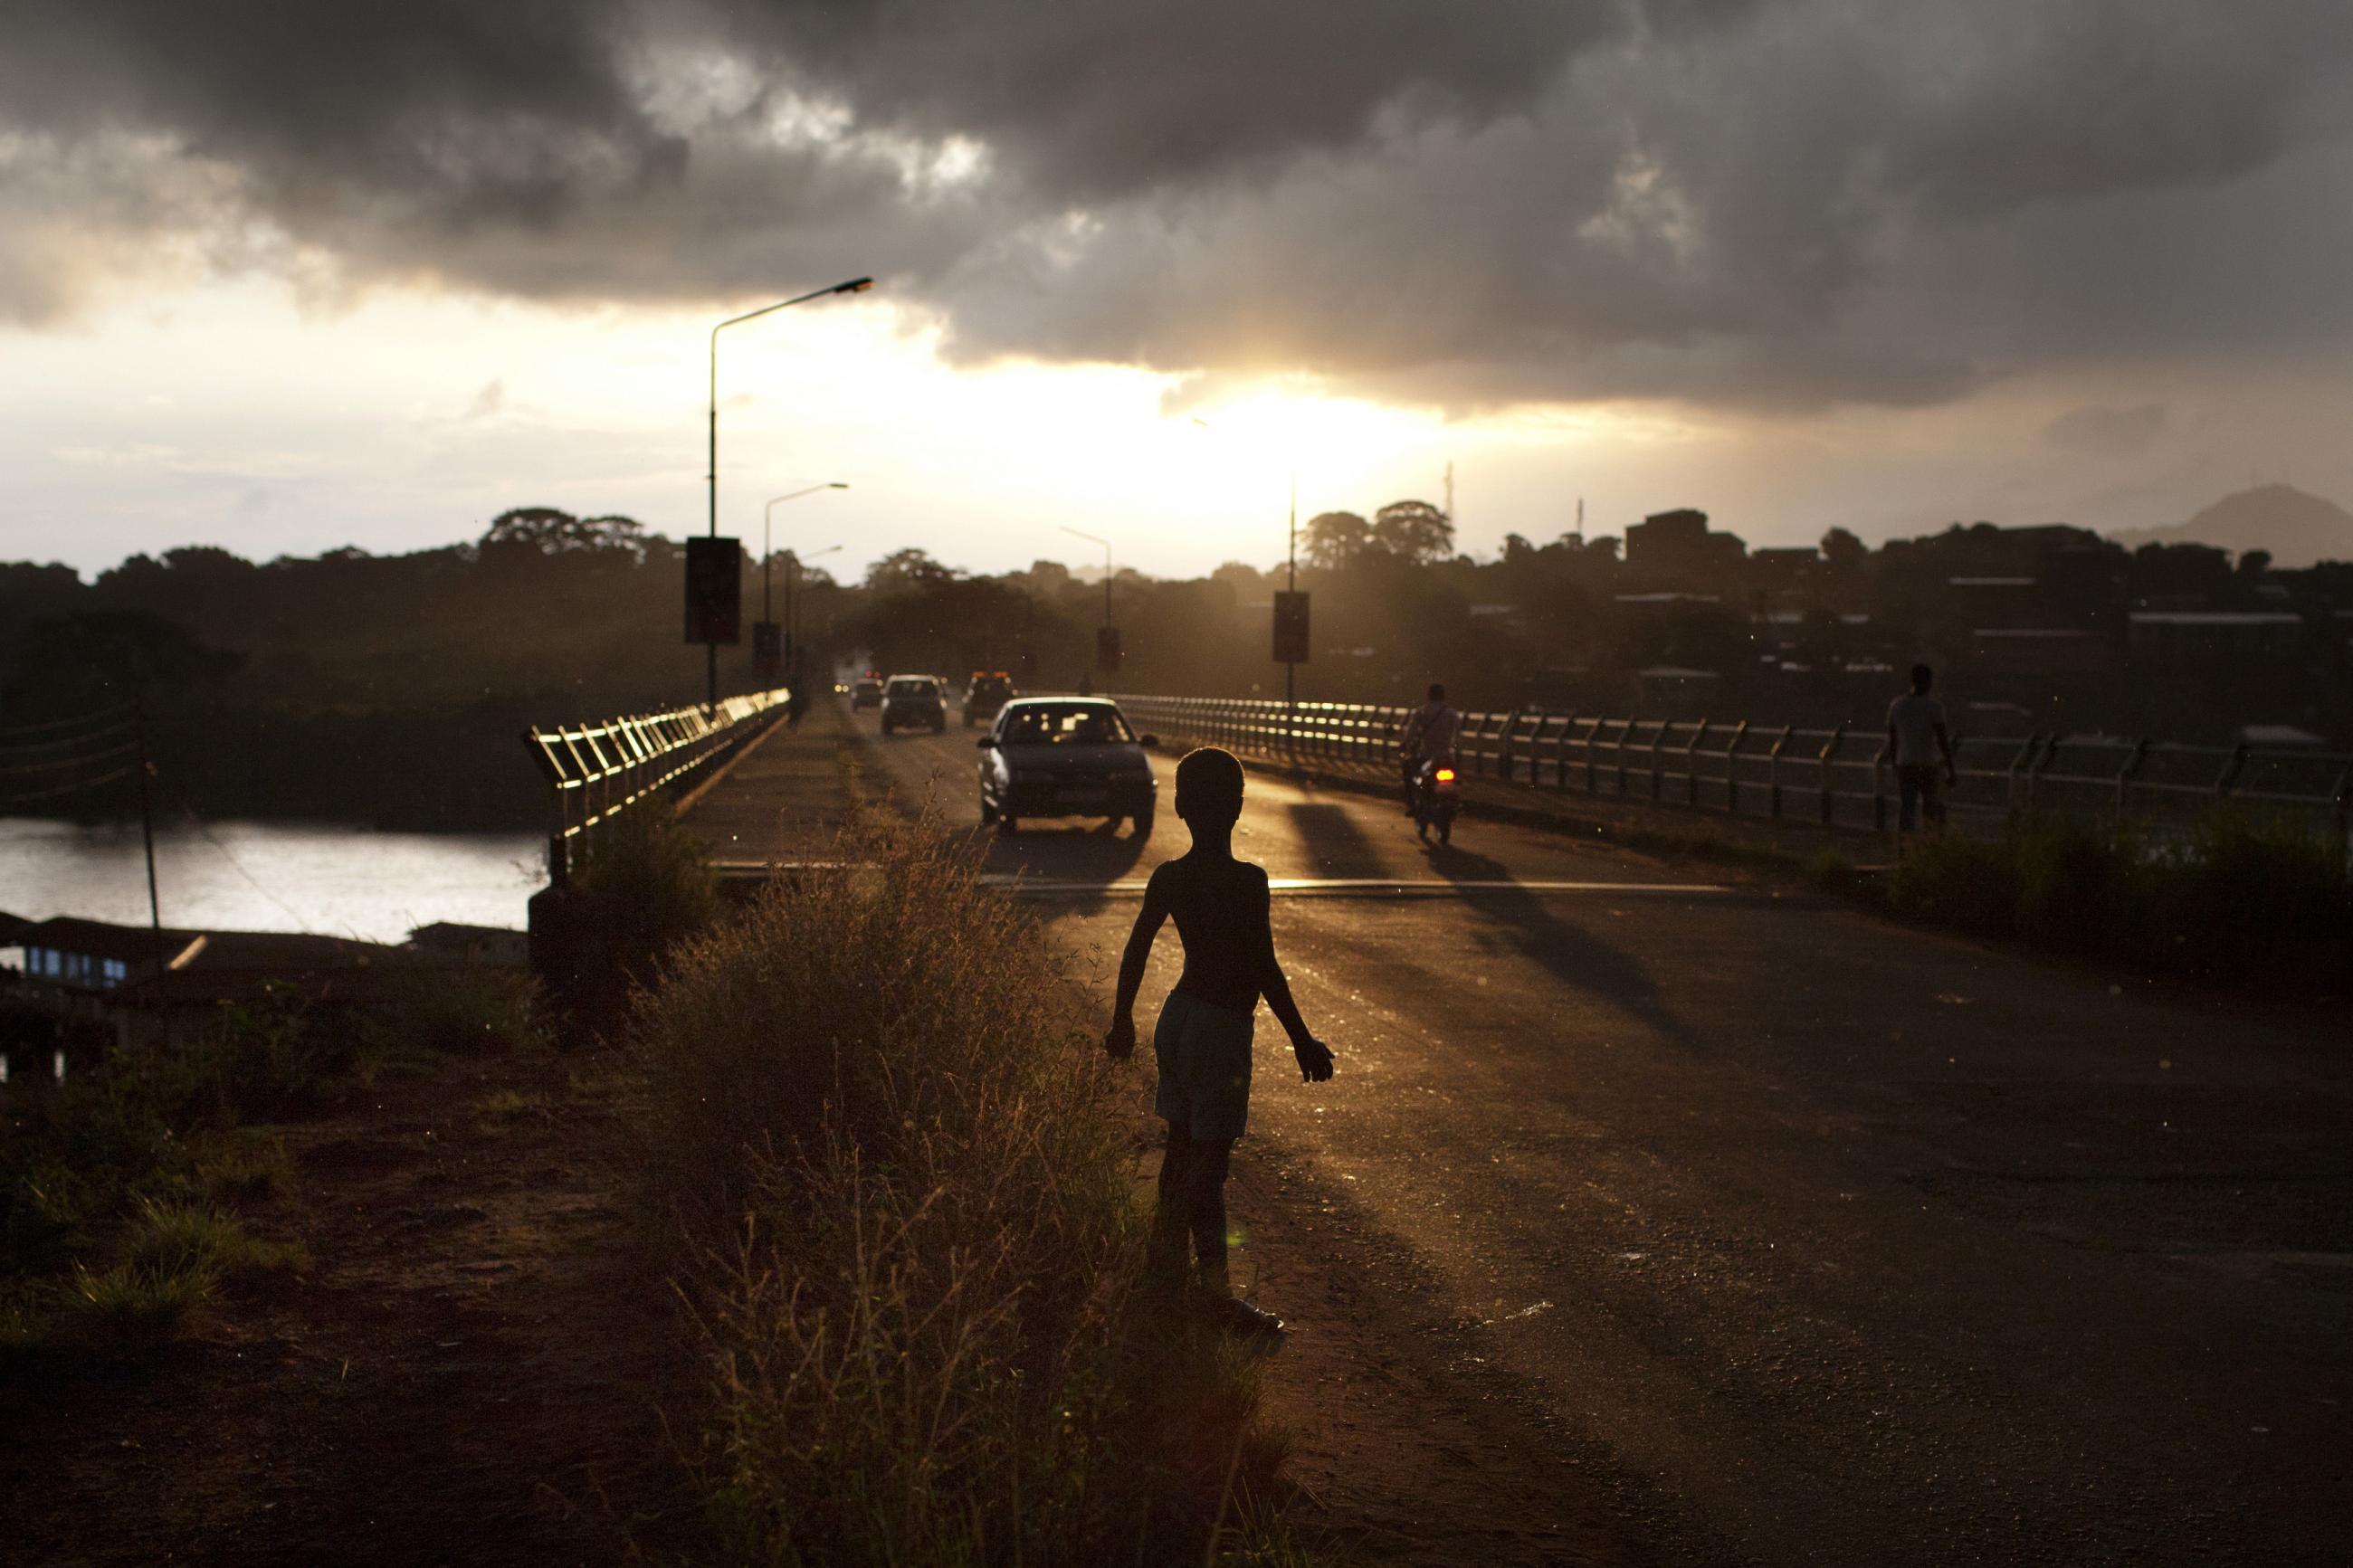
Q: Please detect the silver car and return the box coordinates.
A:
[976,698,1158,836]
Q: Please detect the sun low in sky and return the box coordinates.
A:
[5,1,2353,581]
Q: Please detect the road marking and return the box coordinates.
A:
[704,861,1737,900]
[984,876,1733,898]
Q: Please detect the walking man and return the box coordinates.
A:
[1887,662,1958,832]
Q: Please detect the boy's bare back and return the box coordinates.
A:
[1149,852,1275,1017]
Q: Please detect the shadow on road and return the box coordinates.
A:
[1286,802,1391,879]
[1419,837,1700,1051]
[981,819,1154,922]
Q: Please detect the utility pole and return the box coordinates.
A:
[132,685,164,976]
[1286,470,1298,717]
[1444,461,1454,521]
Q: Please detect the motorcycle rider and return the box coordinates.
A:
[1398,681,1463,814]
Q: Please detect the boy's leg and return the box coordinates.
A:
[1183,1136,1234,1291]
[1897,766,1920,832]
[1148,1121,1195,1288]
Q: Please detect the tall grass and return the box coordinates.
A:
[582,804,724,973]
[1888,808,2352,984]
[627,818,1288,1565]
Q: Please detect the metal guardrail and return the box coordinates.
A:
[525,688,790,881]
[1111,694,2353,838]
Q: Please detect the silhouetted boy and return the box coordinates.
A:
[1106,746,1334,1335]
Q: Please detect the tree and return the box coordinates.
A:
[479,507,648,560]
[1302,511,1372,569]
[1210,560,1265,593]
[1373,500,1454,565]
[864,546,956,595]
[1820,527,1868,575]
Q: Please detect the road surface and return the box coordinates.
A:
[849,708,2351,1566]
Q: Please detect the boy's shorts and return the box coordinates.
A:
[1153,989,1254,1141]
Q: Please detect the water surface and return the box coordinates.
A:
[1,817,545,943]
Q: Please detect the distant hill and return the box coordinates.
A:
[2106,484,2353,567]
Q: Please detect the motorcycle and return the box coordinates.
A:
[1409,754,1462,844]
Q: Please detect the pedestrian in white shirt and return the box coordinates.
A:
[1886,663,1958,832]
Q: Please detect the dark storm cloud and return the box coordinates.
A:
[4,0,2349,410]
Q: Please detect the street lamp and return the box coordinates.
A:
[763,483,849,623]
[786,544,843,663]
[1061,525,1117,687]
[702,275,872,712]
[1061,525,1113,628]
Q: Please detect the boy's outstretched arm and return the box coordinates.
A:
[1253,875,1335,1082]
[1106,874,1169,1059]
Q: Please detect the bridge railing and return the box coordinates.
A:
[525,688,790,882]
[1110,694,2353,839]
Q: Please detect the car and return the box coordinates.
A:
[962,671,1015,727]
[850,677,883,710]
[976,697,1158,836]
[879,674,948,734]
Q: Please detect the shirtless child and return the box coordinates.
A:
[1106,746,1336,1334]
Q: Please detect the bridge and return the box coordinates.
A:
[528,688,2352,1563]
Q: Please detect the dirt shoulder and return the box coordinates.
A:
[1,1049,686,1567]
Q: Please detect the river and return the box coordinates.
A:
[1,817,546,944]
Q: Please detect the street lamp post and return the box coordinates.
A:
[1060,525,1113,626]
[763,482,849,624]
[1060,526,1114,689]
[786,544,844,663]
[704,276,872,713]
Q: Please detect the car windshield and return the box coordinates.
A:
[887,679,938,697]
[999,704,1134,746]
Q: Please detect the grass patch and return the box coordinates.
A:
[191,1131,296,1207]
[67,1258,218,1348]
[4,972,540,1354]
[627,815,1298,1565]
[119,1196,308,1283]
[377,965,548,1060]
[1886,808,2352,986]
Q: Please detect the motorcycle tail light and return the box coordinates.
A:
[1434,767,1456,783]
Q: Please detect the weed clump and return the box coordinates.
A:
[68,1258,217,1348]
[582,806,723,974]
[628,818,1287,1565]
[1887,808,2351,984]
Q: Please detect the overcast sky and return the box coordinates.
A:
[5,0,2351,580]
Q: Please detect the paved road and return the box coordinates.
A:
[853,710,2352,1566]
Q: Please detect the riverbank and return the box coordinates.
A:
[3,1042,686,1565]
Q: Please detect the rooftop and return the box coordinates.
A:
[2127,611,2303,626]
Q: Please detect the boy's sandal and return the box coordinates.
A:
[1208,1294,1286,1339]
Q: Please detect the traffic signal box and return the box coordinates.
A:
[1096,625,1123,674]
[1272,589,1310,664]
[684,537,741,644]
